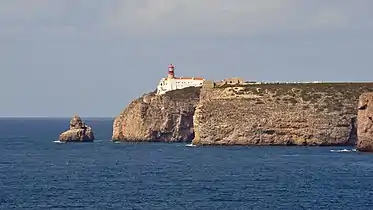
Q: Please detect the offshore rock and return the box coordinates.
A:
[112,87,200,142]
[193,83,373,146]
[59,115,95,142]
[356,92,373,152]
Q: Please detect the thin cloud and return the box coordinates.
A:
[0,1,372,37]
[105,0,299,36]
[0,0,50,17]
[104,0,373,37]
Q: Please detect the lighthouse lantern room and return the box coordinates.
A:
[168,64,175,79]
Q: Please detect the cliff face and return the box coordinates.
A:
[356,92,373,152]
[193,83,373,146]
[112,87,200,142]
[59,115,94,142]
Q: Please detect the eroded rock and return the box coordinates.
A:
[357,92,373,152]
[112,87,200,142]
[193,83,373,146]
[59,115,94,142]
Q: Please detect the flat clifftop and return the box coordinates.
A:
[112,87,200,142]
[193,82,373,145]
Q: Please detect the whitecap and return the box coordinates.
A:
[53,140,65,144]
[281,154,300,157]
[330,149,355,153]
[185,143,196,147]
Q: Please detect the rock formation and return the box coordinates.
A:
[192,83,373,146]
[112,87,200,142]
[59,115,94,142]
[356,92,373,152]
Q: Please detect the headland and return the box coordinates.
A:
[113,64,373,146]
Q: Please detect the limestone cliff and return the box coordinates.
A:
[193,83,373,146]
[356,92,373,152]
[112,87,200,142]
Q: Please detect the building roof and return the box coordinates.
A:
[173,77,204,80]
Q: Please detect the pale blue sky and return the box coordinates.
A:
[1,0,372,117]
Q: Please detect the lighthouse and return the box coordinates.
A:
[168,64,175,79]
[156,64,204,95]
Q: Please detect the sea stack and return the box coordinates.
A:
[59,115,95,142]
[356,92,373,152]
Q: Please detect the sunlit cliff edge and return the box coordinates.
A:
[112,87,200,142]
[193,82,373,146]
[112,79,373,146]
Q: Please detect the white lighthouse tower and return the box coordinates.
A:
[156,64,204,95]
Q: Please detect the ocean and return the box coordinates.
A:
[0,118,373,210]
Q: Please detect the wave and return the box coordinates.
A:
[53,140,65,144]
[330,148,356,153]
[53,140,105,144]
[185,143,196,147]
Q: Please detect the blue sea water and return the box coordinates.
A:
[1,118,373,210]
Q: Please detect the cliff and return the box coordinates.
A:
[112,87,200,142]
[193,83,373,146]
[356,92,373,152]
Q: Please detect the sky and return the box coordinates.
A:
[0,0,372,117]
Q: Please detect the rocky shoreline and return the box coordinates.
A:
[112,82,373,150]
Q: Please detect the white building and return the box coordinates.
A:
[156,64,205,95]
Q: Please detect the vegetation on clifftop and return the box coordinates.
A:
[212,82,373,113]
[163,86,201,100]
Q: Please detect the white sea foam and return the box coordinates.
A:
[53,140,65,144]
[185,143,196,147]
[330,149,356,153]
